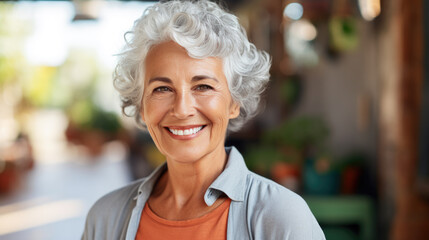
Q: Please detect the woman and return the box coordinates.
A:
[82,1,325,239]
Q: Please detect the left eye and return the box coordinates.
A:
[154,86,171,92]
[195,85,213,91]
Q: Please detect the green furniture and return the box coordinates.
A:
[304,196,375,240]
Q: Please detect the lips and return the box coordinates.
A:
[166,126,205,136]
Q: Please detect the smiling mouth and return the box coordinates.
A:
[166,126,206,136]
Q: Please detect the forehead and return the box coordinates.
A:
[144,41,224,78]
[146,41,188,61]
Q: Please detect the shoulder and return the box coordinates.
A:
[82,179,145,239]
[246,172,310,218]
[245,172,325,239]
[88,179,142,216]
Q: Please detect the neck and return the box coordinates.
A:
[159,146,227,208]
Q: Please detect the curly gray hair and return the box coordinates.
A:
[113,0,271,132]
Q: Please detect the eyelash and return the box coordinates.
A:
[195,84,213,91]
[153,85,213,93]
[153,86,171,92]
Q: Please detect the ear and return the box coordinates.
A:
[229,101,240,119]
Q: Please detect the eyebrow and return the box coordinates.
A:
[148,77,172,85]
[192,75,219,83]
[148,75,219,85]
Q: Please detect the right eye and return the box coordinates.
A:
[153,86,171,92]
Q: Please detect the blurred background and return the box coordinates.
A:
[0,0,427,239]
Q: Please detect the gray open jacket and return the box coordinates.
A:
[82,147,326,240]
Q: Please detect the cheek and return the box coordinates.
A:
[197,94,232,126]
[142,95,171,123]
[142,97,168,152]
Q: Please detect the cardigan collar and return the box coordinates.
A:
[135,146,249,207]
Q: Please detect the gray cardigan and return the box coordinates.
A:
[82,146,325,240]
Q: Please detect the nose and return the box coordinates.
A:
[171,90,196,119]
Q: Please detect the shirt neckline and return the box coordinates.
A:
[142,198,231,227]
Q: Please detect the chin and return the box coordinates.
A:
[165,147,208,163]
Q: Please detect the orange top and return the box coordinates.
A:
[135,198,231,240]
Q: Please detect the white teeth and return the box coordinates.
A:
[168,126,203,136]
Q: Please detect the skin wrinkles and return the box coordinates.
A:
[140,41,240,220]
[148,75,219,85]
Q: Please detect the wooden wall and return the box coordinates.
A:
[378,0,429,239]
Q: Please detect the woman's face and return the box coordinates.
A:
[141,41,240,163]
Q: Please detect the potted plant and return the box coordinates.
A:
[245,116,330,192]
[65,99,123,156]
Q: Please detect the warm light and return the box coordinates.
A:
[284,19,319,67]
[288,19,317,41]
[358,0,381,21]
[283,2,304,20]
[16,1,153,67]
[0,199,84,235]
